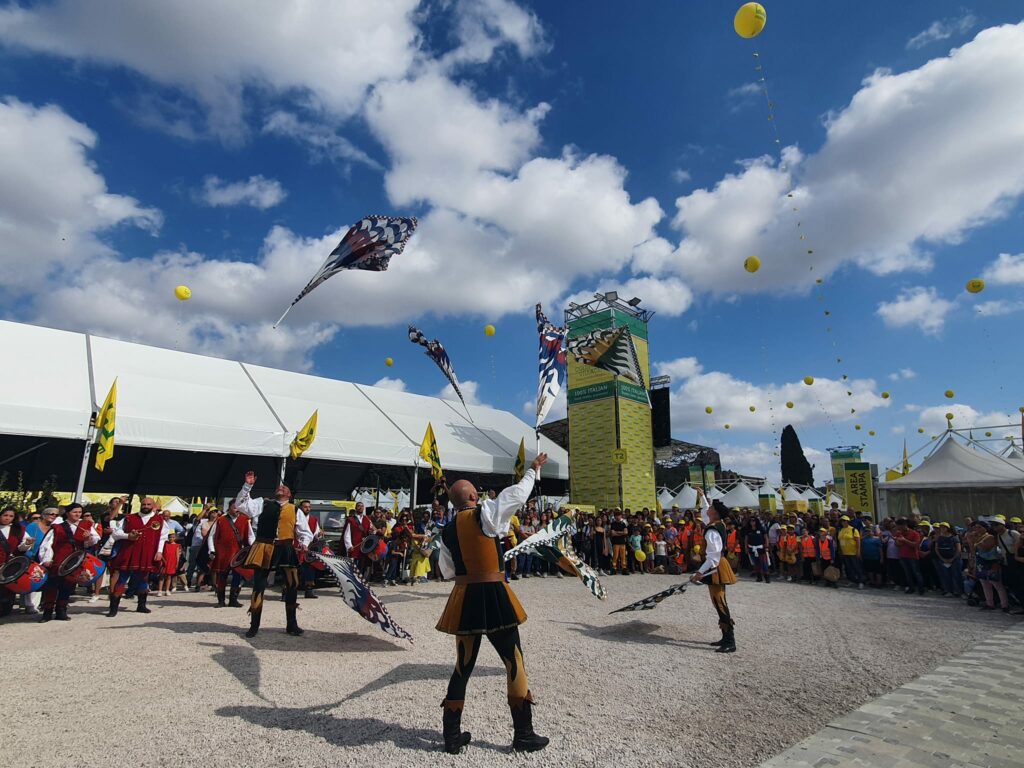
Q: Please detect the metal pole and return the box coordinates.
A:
[411,459,419,511]
[74,418,97,503]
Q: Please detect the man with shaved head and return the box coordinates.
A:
[107,496,170,617]
[436,452,549,755]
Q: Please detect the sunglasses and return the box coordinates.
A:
[29,516,41,521]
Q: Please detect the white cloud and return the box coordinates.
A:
[891,425,906,435]
[906,13,977,50]
[654,357,703,380]
[562,276,693,318]
[671,169,691,183]
[974,299,1024,317]
[199,175,287,209]
[877,287,954,335]
[440,379,483,407]
[262,111,381,169]
[0,98,161,292]
[916,403,1020,437]
[889,367,917,381]
[372,376,407,392]
[982,252,1024,285]
[715,441,827,484]
[440,0,547,69]
[523,387,567,425]
[657,24,1024,293]
[727,82,762,112]
[0,0,423,141]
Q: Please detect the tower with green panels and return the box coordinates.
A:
[565,294,656,510]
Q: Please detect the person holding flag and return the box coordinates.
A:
[436,452,550,755]
[690,490,738,653]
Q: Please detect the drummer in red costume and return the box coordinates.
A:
[206,501,255,608]
[0,505,34,618]
[37,502,99,622]
[106,496,170,617]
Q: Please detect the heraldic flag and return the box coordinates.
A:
[419,422,444,481]
[94,379,117,472]
[290,409,318,459]
[514,437,526,483]
[567,326,647,389]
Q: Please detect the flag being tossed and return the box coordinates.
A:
[567,326,650,405]
[535,303,567,428]
[409,325,471,421]
[503,513,606,600]
[608,582,690,615]
[309,551,414,643]
[275,215,417,327]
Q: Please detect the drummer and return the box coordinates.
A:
[37,502,99,622]
[1,505,34,618]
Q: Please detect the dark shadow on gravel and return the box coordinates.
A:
[199,642,268,702]
[554,619,712,648]
[335,662,503,704]
[216,704,507,753]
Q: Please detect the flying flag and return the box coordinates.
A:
[514,438,526,483]
[419,423,444,481]
[275,215,417,327]
[408,325,470,419]
[309,551,413,643]
[94,379,117,472]
[567,326,648,393]
[609,582,689,614]
[535,303,567,427]
[289,409,318,460]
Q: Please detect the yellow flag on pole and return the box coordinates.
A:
[94,379,117,472]
[514,438,526,482]
[290,409,318,459]
[419,422,443,481]
[901,440,911,475]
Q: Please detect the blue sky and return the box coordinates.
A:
[1,1,1023,482]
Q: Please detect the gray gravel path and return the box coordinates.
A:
[2,575,1014,768]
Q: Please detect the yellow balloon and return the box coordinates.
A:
[724,424,731,430]
[785,401,794,409]
[174,285,191,301]
[734,2,767,38]
[855,424,861,430]
[385,357,394,367]
[634,550,647,563]
[705,406,713,414]
[945,412,954,421]
[985,431,993,437]
[944,390,955,399]
[743,255,761,273]
[803,376,814,385]
[868,430,875,436]
[484,324,496,337]
[965,278,985,294]
[881,391,890,399]
[918,427,925,433]
[749,405,756,412]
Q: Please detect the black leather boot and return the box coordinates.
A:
[215,588,226,607]
[55,602,71,621]
[441,699,472,754]
[39,607,54,623]
[136,593,151,614]
[304,588,318,599]
[716,626,736,654]
[228,589,242,608]
[510,693,549,752]
[285,602,303,636]
[707,626,727,647]
[246,606,262,638]
[105,596,120,617]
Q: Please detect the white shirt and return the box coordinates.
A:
[111,511,171,548]
[207,513,257,554]
[695,494,722,577]
[0,524,31,556]
[37,518,100,566]
[234,483,313,548]
[439,469,536,579]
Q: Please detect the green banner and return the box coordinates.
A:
[568,381,616,405]
[617,380,649,405]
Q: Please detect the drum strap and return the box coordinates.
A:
[226,516,244,549]
[0,529,12,556]
[63,522,84,551]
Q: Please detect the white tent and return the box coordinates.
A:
[657,488,675,509]
[755,484,781,503]
[160,496,190,515]
[826,491,845,508]
[706,486,725,500]
[719,483,759,509]
[798,486,823,501]
[0,320,569,493]
[669,484,698,509]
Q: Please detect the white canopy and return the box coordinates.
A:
[706,486,725,500]
[0,320,568,479]
[755,485,781,502]
[669,484,698,509]
[657,488,675,508]
[827,492,845,508]
[719,483,760,509]
[880,436,1024,490]
[160,497,190,515]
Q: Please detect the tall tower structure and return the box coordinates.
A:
[565,292,656,510]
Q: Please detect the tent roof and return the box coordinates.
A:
[880,436,1024,490]
[0,320,568,479]
[669,484,698,509]
[719,483,759,509]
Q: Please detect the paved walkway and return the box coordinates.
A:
[761,623,1023,768]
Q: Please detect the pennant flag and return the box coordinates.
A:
[535,303,567,427]
[408,325,470,418]
[503,513,605,599]
[419,423,444,481]
[609,582,689,614]
[567,326,647,390]
[94,379,117,472]
[514,438,526,483]
[309,551,413,643]
[275,215,417,327]
[902,440,912,474]
[290,409,318,459]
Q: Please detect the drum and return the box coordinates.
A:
[360,534,387,562]
[230,547,255,583]
[57,550,106,586]
[0,556,48,594]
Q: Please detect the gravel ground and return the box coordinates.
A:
[3,574,1015,768]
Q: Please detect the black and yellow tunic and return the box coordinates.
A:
[245,500,301,570]
[436,508,528,635]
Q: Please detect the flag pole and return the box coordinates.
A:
[74,414,97,503]
[411,458,419,511]
[279,455,288,484]
[273,301,297,329]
